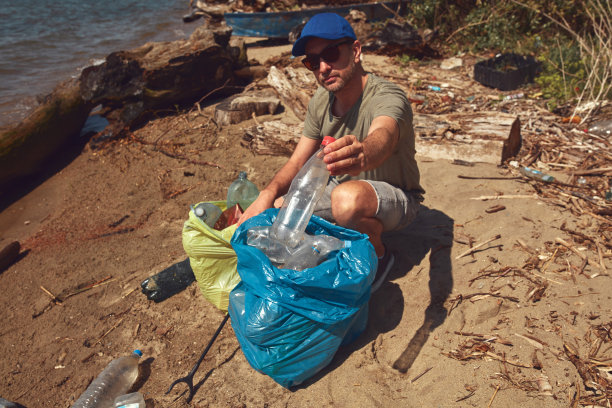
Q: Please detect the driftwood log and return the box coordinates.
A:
[242,120,303,156]
[80,24,248,136]
[0,79,94,189]
[215,91,281,125]
[266,66,316,120]
[242,112,521,165]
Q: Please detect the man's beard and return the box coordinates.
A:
[319,57,356,93]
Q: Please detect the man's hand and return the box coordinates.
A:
[323,115,399,176]
[322,135,366,176]
[236,190,275,226]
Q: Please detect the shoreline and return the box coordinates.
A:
[0,0,199,128]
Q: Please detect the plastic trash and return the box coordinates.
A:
[247,224,347,270]
[280,244,323,270]
[474,53,540,91]
[71,350,142,408]
[270,136,334,248]
[587,119,612,138]
[229,210,377,388]
[182,201,241,311]
[191,202,222,228]
[114,392,145,408]
[281,234,347,271]
[246,225,295,265]
[504,92,524,100]
[0,397,26,408]
[214,204,243,230]
[227,171,259,211]
[308,233,346,254]
[140,258,195,303]
[519,166,554,182]
[408,94,426,104]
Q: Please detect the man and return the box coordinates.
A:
[238,12,424,285]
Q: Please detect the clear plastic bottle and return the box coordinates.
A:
[227,171,259,211]
[246,226,295,265]
[281,245,324,271]
[281,233,347,271]
[519,166,554,182]
[72,350,143,408]
[587,119,612,138]
[270,136,335,248]
[192,202,222,228]
[114,392,145,408]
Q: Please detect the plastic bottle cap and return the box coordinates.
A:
[321,136,335,146]
[133,349,143,357]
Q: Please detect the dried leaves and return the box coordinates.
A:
[564,338,612,405]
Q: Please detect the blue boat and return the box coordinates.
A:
[224,1,406,39]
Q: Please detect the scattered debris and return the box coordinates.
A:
[456,234,502,259]
[440,57,463,70]
[485,204,506,214]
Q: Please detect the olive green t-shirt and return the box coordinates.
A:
[303,73,424,194]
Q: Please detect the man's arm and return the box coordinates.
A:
[237,136,320,225]
[323,115,399,176]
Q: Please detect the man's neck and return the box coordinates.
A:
[331,68,368,117]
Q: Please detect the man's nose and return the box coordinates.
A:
[319,59,332,73]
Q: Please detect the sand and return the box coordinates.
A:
[0,39,610,408]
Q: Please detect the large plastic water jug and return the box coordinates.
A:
[227,171,259,211]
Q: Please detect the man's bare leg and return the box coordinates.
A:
[330,180,385,257]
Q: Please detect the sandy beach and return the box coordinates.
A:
[0,36,610,408]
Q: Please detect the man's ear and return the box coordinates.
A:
[352,40,362,64]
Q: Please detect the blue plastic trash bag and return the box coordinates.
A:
[228,209,377,388]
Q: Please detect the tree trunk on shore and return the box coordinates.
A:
[80,24,248,139]
[0,23,248,189]
[0,79,94,190]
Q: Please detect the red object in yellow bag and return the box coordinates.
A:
[214,204,243,230]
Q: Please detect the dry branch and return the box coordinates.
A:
[456,235,502,259]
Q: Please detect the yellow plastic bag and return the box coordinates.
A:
[182,201,240,311]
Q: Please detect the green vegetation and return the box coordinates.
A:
[395,53,418,68]
[400,0,611,120]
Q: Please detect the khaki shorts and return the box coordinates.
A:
[313,177,423,231]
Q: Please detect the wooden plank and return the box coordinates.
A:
[414,112,521,164]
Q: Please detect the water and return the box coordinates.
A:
[0,0,198,128]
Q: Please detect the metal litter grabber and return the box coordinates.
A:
[166,313,229,402]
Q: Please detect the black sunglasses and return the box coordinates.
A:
[302,39,354,71]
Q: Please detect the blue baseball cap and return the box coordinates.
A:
[291,13,357,57]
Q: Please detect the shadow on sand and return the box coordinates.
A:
[310,205,454,381]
